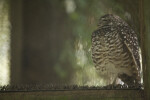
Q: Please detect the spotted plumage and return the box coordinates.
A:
[91,14,142,85]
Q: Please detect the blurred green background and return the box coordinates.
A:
[0,0,142,86]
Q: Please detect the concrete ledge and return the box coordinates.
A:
[0,89,144,100]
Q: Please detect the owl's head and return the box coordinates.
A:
[98,14,124,28]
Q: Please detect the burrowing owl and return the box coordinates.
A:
[91,14,142,85]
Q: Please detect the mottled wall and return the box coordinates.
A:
[10,0,23,84]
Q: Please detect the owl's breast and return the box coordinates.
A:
[92,28,134,76]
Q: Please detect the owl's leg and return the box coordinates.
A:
[109,73,118,85]
[112,77,117,85]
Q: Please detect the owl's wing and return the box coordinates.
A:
[120,26,141,71]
